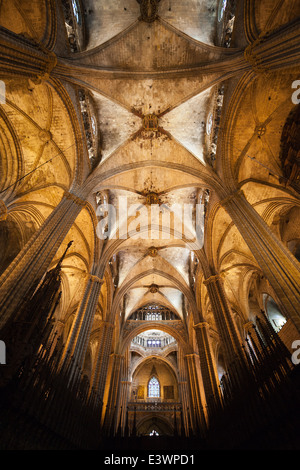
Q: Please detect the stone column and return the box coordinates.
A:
[115,349,131,436]
[91,321,115,404]
[62,274,104,381]
[103,354,124,434]
[177,349,192,436]
[220,190,300,331]
[0,191,86,329]
[203,272,250,393]
[203,275,245,364]
[194,321,222,417]
[178,381,189,434]
[117,381,131,436]
[185,353,206,435]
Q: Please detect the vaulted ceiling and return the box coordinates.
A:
[0,0,299,348]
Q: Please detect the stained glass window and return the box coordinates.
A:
[206,113,213,135]
[148,376,160,397]
[91,115,97,136]
[218,0,227,22]
[72,0,81,24]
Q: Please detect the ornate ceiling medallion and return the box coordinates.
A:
[149,284,159,293]
[137,0,161,23]
[255,124,266,137]
[145,192,160,205]
[148,246,158,257]
[143,113,159,131]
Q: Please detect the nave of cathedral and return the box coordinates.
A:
[0,0,300,452]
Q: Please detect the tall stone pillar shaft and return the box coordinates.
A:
[194,321,222,417]
[103,354,124,433]
[91,321,115,402]
[177,349,192,435]
[203,275,245,365]
[220,190,300,331]
[63,274,103,380]
[116,349,130,435]
[118,380,131,435]
[178,380,192,436]
[185,353,206,435]
[0,191,86,329]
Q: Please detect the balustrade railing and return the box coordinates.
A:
[127,401,181,412]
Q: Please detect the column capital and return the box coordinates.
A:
[185,353,199,359]
[244,20,300,73]
[32,50,57,84]
[244,321,254,332]
[203,274,222,286]
[194,321,210,330]
[88,274,104,285]
[219,189,245,209]
[0,28,57,80]
[101,320,115,329]
[110,353,124,360]
[244,38,267,74]
[63,190,87,207]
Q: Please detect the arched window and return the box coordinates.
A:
[148,376,160,398]
[206,112,213,135]
[263,294,287,333]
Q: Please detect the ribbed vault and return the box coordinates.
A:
[0,0,300,451]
